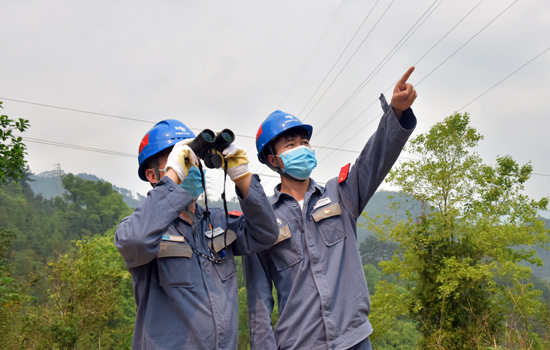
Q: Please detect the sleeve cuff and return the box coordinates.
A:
[379,93,417,131]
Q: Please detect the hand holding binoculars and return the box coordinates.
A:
[188,129,235,169]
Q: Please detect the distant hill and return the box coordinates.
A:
[28,170,146,209]
[358,191,424,242]
[530,217,550,280]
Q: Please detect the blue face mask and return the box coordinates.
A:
[180,166,205,199]
[278,146,317,180]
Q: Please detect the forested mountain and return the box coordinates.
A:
[28,169,146,208]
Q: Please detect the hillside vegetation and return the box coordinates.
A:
[1,111,549,349]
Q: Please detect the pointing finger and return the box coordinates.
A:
[398,66,415,86]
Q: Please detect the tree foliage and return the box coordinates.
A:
[359,235,399,268]
[58,173,131,238]
[0,227,32,350]
[368,112,550,349]
[19,231,134,349]
[0,101,30,183]
[0,171,135,348]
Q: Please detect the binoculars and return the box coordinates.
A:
[188,129,235,169]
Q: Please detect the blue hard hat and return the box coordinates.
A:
[137,119,195,181]
[255,110,313,164]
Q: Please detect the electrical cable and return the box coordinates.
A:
[311,0,442,137]
[300,0,391,121]
[0,96,261,142]
[416,0,519,86]
[412,0,487,68]
[252,0,380,179]
[315,0,514,155]
[4,1,548,186]
[316,44,550,180]
[22,137,136,158]
[20,136,550,181]
[3,1,519,172]
[0,97,154,124]
[278,0,350,106]
[457,45,550,112]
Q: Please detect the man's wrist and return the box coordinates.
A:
[391,106,403,120]
[165,168,182,185]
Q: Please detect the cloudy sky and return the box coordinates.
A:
[1,0,549,215]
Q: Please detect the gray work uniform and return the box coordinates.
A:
[115,174,278,350]
[243,95,416,350]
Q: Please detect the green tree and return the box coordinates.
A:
[0,227,32,350]
[368,113,550,349]
[0,101,30,183]
[359,235,399,267]
[56,173,131,238]
[0,101,31,348]
[20,230,135,349]
[363,263,382,295]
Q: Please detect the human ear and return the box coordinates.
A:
[145,168,158,184]
[267,154,278,168]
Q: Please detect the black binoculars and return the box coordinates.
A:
[188,129,235,169]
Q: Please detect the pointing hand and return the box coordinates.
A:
[391,66,417,119]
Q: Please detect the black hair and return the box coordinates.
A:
[261,127,311,162]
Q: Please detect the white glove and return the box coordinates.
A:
[164,140,198,183]
[222,143,250,181]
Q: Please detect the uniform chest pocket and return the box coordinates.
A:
[270,224,303,272]
[312,202,345,246]
[157,242,194,288]
[213,248,237,282]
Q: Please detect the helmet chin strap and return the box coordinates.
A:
[266,144,306,183]
[150,157,162,188]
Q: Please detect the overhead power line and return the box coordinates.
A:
[298,0,386,120]
[21,134,358,159]
[311,0,442,137]
[412,0,487,68]
[254,0,350,177]
[23,135,550,179]
[2,96,363,156]
[278,0,349,106]
[0,96,252,141]
[316,0,513,153]
[457,45,550,111]
[416,0,519,86]
[315,0,487,151]
[22,137,136,158]
[0,97,155,124]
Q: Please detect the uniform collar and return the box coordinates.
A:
[271,178,324,205]
[191,202,206,221]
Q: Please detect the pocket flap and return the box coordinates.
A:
[312,202,342,222]
[207,230,237,253]
[158,242,193,258]
[275,225,292,244]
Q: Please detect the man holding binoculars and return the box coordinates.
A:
[114,119,278,350]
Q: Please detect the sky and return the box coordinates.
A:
[1,0,549,215]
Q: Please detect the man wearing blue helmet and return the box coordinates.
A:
[244,67,418,350]
[114,119,278,349]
